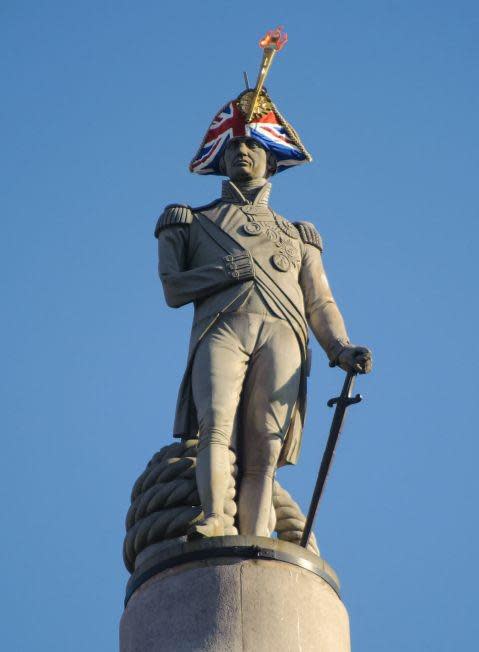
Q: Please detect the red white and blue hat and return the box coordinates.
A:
[189,88,312,176]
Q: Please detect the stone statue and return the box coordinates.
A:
[154,39,372,542]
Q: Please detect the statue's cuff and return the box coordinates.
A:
[223,252,255,281]
[328,338,350,365]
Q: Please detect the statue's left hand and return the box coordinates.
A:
[337,346,372,374]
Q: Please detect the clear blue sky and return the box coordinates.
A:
[2,2,478,650]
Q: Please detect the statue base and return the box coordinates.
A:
[120,536,350,652]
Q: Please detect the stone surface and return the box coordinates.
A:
[120,537,350,652]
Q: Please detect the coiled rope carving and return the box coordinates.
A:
[124,439,319,572]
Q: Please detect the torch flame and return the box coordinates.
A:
[259,26,288,51]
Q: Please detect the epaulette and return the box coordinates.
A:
[294,221,323,252]
[154,204,193,238]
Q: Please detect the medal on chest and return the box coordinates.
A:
[240,207,301,272]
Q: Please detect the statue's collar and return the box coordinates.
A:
[221,180,271,206]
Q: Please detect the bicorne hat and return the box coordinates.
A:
[189,88,312,176]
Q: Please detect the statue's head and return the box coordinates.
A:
[221,136,277,182]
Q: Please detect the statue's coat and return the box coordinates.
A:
[156,181,349,465]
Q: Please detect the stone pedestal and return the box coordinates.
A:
[120,536,350,652]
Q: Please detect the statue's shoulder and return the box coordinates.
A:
[191,199,222,214]
[293,221,323,252]
[154,204,193,238]
[154,200,221,238]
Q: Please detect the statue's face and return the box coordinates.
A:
[223,137,270,181]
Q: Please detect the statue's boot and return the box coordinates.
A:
[187,513,225,540]
[189,435,230,540]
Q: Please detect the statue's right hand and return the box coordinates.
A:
[223,252,255,282]
[337,345,372,374]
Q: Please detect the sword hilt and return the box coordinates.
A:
[327,393,362,408]
[327,367,363,408]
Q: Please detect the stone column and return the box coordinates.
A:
[120,535,350,652]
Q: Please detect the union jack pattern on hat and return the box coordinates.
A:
[189,89,312,176]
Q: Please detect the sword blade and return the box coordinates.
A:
[300,371,362,548]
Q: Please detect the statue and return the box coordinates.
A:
[154,28,372,541]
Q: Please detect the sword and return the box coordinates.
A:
[300,369,363,548]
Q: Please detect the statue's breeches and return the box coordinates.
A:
[191,312,302,466]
